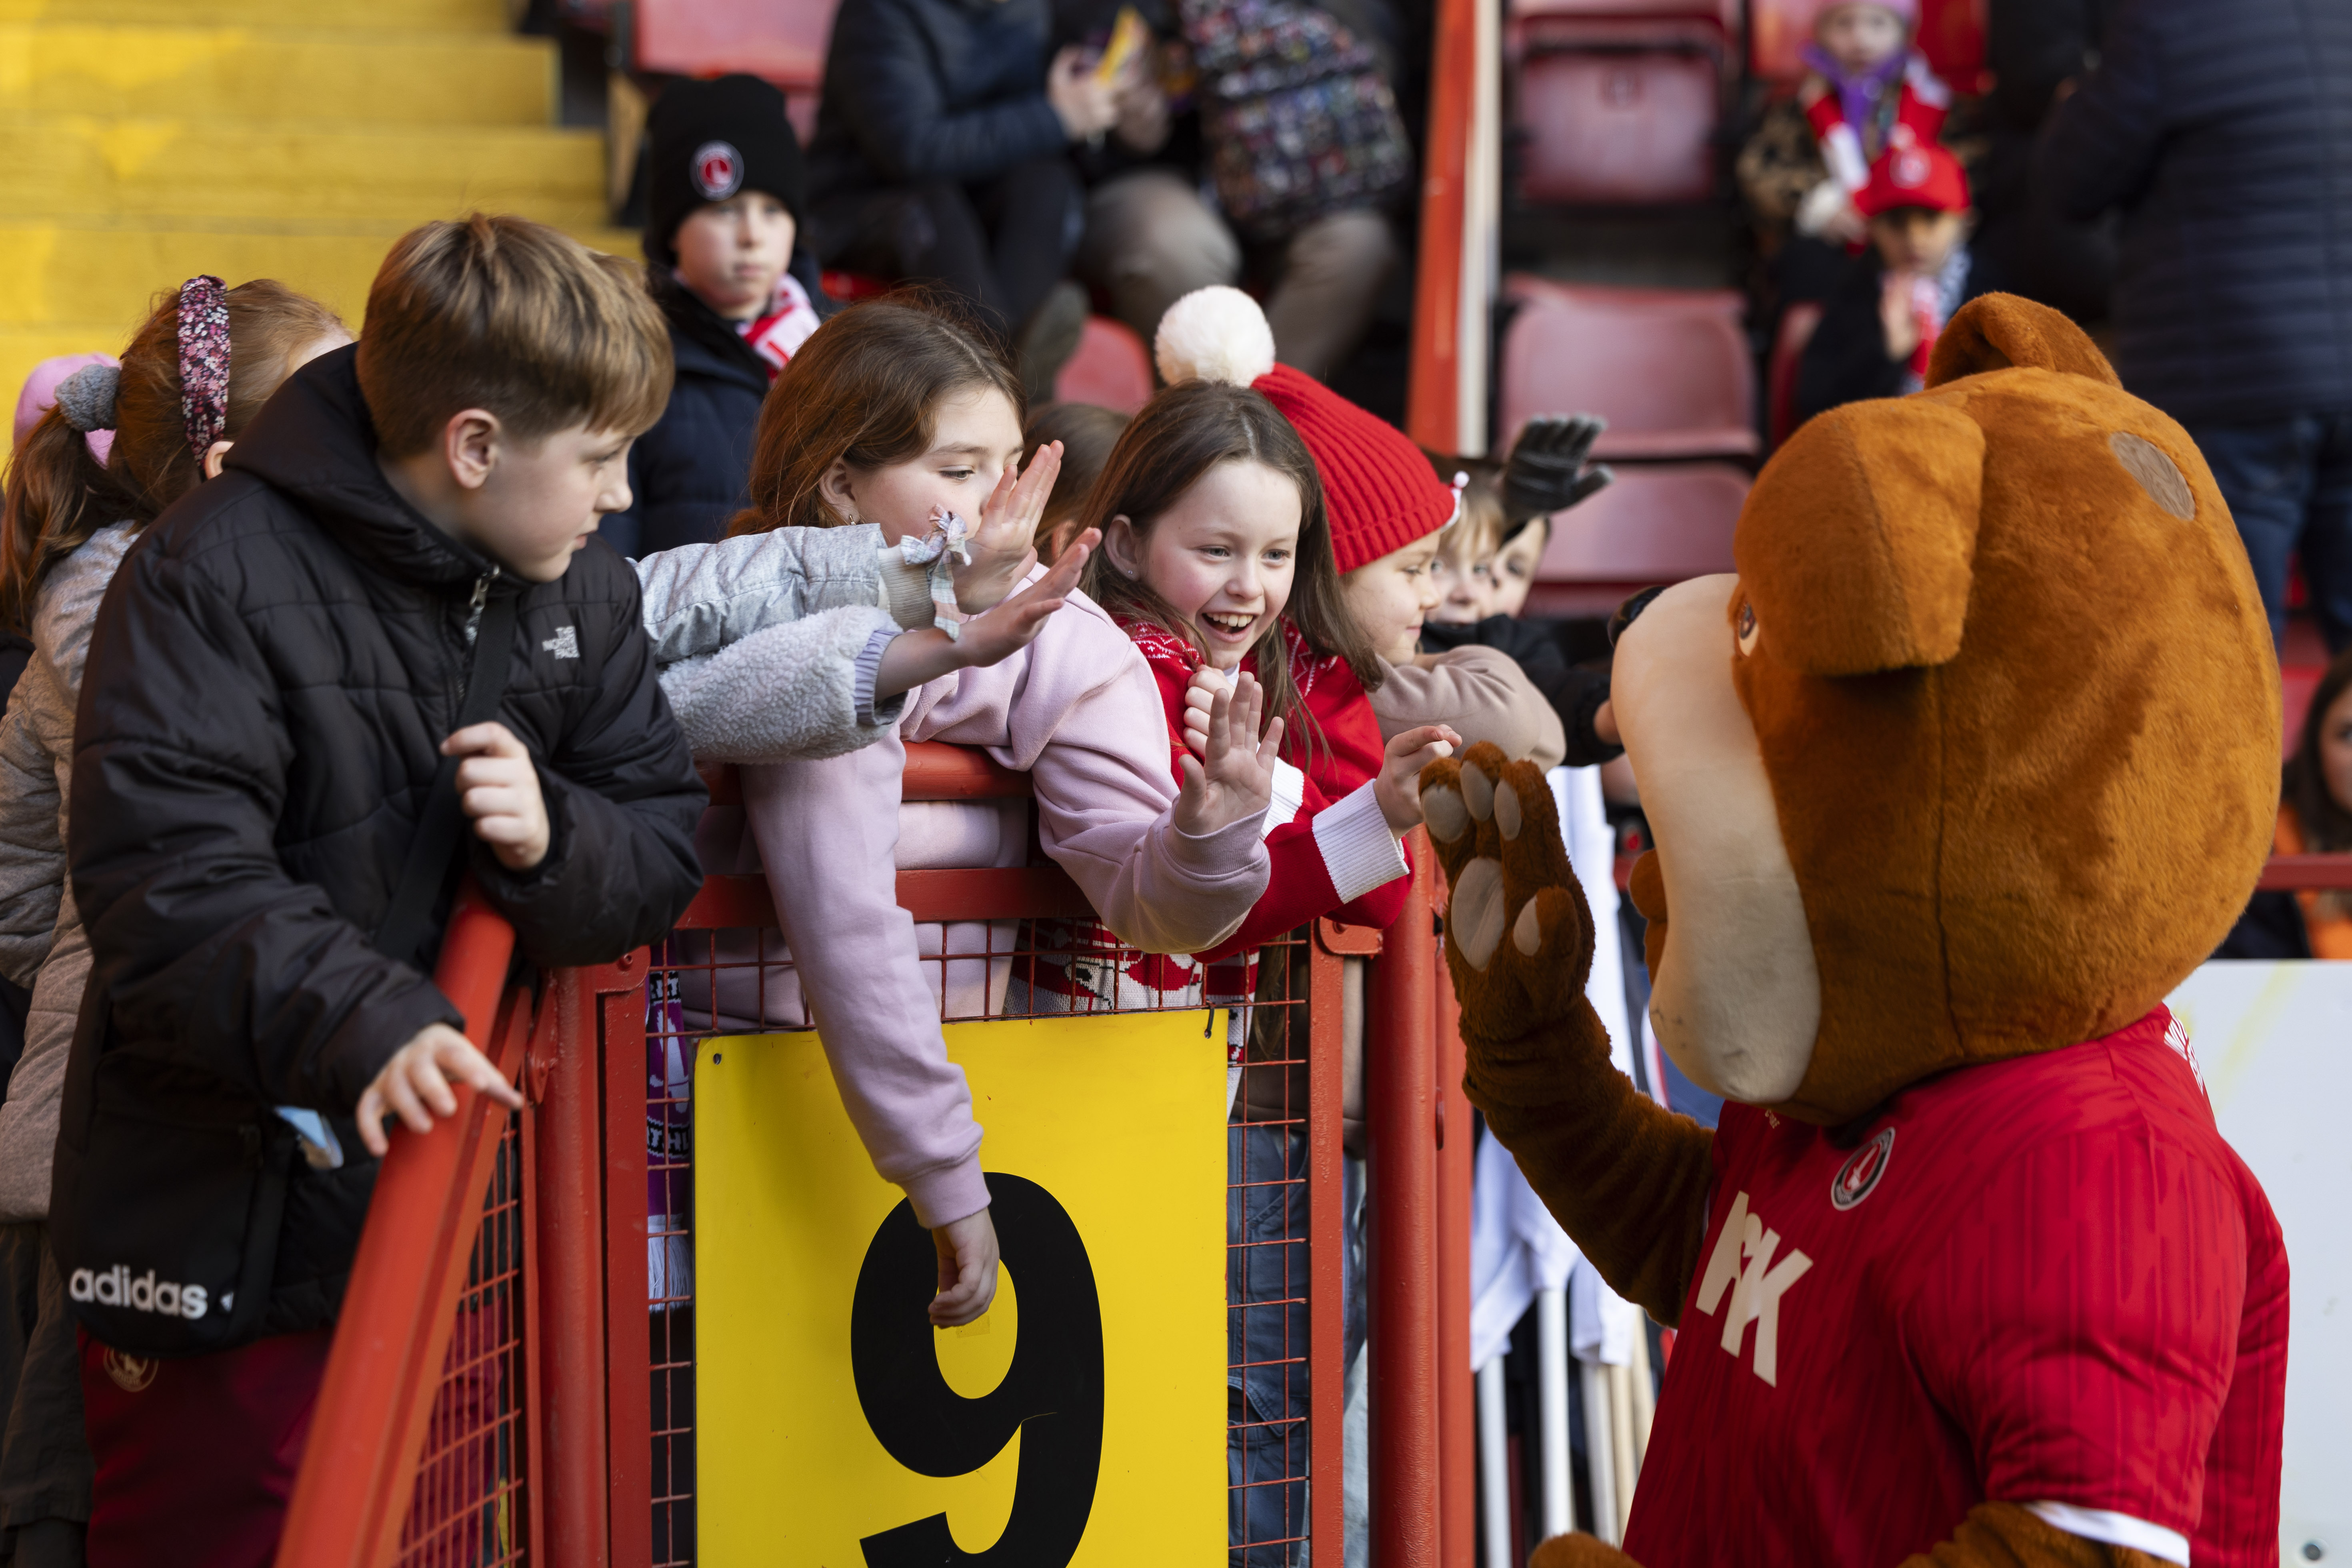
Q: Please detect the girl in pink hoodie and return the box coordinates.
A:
[666,298,1282,1324]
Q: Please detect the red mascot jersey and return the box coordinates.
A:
[1622,1008,2286,1568]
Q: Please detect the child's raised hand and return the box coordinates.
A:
[1374,723,1461,835]
[444,722,550,872]
[1174,671,1284,837]
[355,1022,524,1158]
[954,440,1063,613]
[1178,663,1230,758]
[930,1207,1001,1327]
[870,531,1101,700]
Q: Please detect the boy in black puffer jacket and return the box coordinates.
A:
[606,74,836,559]
[54,216,705,1564]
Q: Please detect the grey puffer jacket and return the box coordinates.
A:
[0,522,136,1222]
[634,523,941,760]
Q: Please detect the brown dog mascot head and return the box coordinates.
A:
[1440,292,2280,1126]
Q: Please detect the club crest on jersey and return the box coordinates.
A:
[1693,1191,1812,1386]
[1830,1126,1896,1211]
[692,140,744,201]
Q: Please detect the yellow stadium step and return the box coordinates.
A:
[0,118,607,225]
[0,220,641,398]
[0,23,557,127]
[0,0,507,30]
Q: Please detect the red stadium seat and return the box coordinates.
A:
[1521,461,1750,616]
[1053,316,1155,414]
[1766,301,1823,449]
[1514,47,1722,205]
[633,0,839,91]
[1499,278,1758,460]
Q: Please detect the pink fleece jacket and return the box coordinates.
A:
[713,586,1270,1226]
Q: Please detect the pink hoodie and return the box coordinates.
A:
[687,584,1270,1226]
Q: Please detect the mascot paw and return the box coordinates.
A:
[1418,741,1596,1045]
[1529,1531,1643,1568]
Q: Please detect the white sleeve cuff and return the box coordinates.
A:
[2023,1504,2188,1567]
[877,551,937,631]
[1312,780,1410,905]
[1264,758,1306,837]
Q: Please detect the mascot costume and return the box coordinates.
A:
[1422,296,2287,1568]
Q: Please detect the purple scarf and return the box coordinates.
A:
[1801,42,1908,148]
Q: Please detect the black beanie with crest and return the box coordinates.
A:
[644,74,807,268]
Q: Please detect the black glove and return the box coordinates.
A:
[1502,414,1613,528]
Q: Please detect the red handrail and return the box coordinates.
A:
[276,882,526,1568]
[1407,0,1478,452]
[2258,853,2352,890]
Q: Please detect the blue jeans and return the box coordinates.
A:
[1228,1123,1308,1565]
[2189,412,2352,653]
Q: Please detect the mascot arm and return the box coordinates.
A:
[1902,1503,2174,1568]
[1420,743,1716,1326]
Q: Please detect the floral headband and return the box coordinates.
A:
[176,274,232,463]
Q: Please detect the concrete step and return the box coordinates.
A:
[0,0,508,30]
[0,23,556,127]
[0,118,607,224]
[0,219,642,333]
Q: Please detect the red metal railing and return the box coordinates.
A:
[287,742,1465,1566]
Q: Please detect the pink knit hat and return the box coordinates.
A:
[1154,288,1456,573]
[14,353,118,465]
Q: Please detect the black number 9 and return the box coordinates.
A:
[851,1174,1104,1566]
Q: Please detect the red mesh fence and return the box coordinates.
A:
[394,1108,532,1568]
[635,900,1333,1564]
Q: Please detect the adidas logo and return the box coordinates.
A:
[68,1265,211,1320]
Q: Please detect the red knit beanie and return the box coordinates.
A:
[1155,288,1458,573]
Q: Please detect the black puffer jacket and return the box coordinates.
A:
[2038,0,2352,423]
[603,257,833,560]
[54,344,704,1349]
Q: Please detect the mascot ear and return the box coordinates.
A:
[1735,399,1984,675]
[1926,293,2120,388]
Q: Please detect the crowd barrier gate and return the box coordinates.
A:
[278,741,1478,1566]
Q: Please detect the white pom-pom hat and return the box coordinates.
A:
[1154,285,1278,388]
[1150,285,1456,572]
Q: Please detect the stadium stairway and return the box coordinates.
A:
[0,0,630,399]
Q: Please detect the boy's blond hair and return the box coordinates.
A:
[357,214,672,458]
[1428,452,1505,568]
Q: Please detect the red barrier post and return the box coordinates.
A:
[276,884,524,1568]
[538,962,621,1566]
[1370,834,1440,1564]
[1406,0,1477,452]
[1435,936,1475,1564]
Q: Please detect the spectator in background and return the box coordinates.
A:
[608,75,832,560]
[1022,401,1129,563]
[1737,0,1950,305]
[1063,0,1414,379]
[1794,144,1979,426]
[805,0,1115,404]
[2219,647,2352,960]
[1967,0,2112,324]
[1418,418,1624,768]
[2040,0,2352,653]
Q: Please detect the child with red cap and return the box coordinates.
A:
[1738,0,1952,301]
[1794,142,1980,424]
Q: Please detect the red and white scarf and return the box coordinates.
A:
[735,272,821,380]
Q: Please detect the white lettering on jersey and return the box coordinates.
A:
[68,1265,210,1320]
[1692,1190,1813,1386]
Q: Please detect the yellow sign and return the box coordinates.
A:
[695,1010,1228,1566]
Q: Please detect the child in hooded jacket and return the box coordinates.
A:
[639,296,1281,1327]
[0,280,350,1568]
